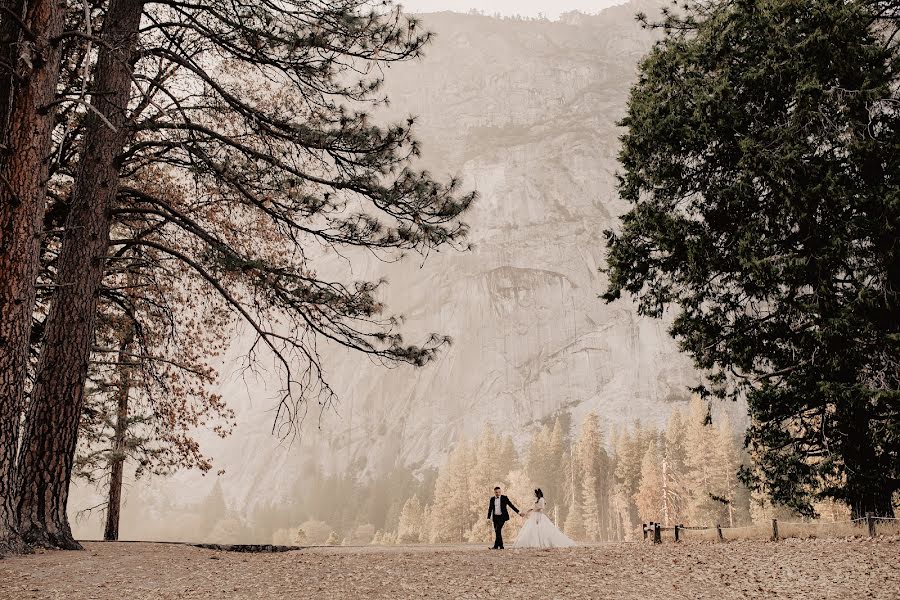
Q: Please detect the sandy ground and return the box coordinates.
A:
[1,538,898,600]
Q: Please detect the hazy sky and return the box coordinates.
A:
[400,0,625,19]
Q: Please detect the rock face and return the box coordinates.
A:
[225,2,693,482]
[73,2,699,532]
[324,1,694,468]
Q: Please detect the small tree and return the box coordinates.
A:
[294,528,308,545]
[397,495,423,543]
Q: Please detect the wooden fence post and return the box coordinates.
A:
[674,524,680,543]
[771,518,779,541]
[866,512,876,538]
[653,523,662,544]
[716,524,723,542]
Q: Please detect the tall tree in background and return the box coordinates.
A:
[604,0,900,517]
[661,408,688,525]
[431,440,473,542]
[0,0,68,554]
[710,413,747,527]
[546,418,568,523]
[612,422,648,536]
[563,485,587,541]
[634,439,664,524]
[682,397,720,525]
[575,413,609,540]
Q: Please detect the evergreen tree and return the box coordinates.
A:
[613,423,646,534]
[662,409,689,525]
[634,439,664,524]
[525,426,551,488]
[561,449,577,519]
[397,495,423,543]
[294,528,308,545]
[709,414,748,527]
[199,479,228,539]
[498,436,519,476]
[468,425,510,543]
[563,497,586,541]
[546,418,568,522]
[603,0,900,518]
[431,440,474,542]
[581,473,603,541]
[683,397,723,525]
[421,504,434,544]
[575,413,610,539]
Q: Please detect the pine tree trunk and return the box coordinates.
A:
[102,405,128,542]
[15,0,144,550]
[0,0,66,555]
[103,323,134,542]
[661,458,669,527]
[0,0,25,145]
[597,467,609,540]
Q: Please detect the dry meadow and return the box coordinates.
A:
[1,538,898,600]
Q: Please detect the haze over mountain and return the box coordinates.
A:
[71,0,704,541]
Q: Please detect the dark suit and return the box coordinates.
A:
[487,495,519,549]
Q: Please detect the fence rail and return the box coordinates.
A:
[642,513,899,544]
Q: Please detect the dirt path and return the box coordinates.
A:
[1,538,897,599]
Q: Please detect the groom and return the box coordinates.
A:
[486,486,519,550]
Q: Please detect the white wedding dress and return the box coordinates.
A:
[512,497,575,548]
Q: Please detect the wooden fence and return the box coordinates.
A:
[642,513,900,544]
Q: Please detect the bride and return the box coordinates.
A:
[512,488,575,548]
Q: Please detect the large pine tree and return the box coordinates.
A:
[604,0,900,518]
[10,0,476,550]
[0,0,68,554]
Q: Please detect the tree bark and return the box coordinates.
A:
[0,0,65,555]
[0,0,25,147]
[103,321,134,542]
[16,0,144,550]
